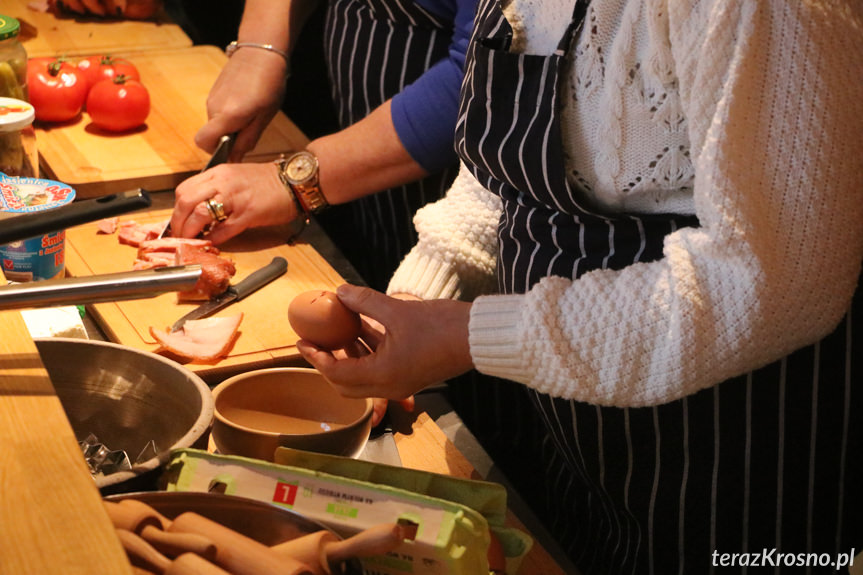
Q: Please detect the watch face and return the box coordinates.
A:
[286,153,316,182]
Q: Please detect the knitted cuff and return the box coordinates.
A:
[386,251,465,301]
[468,294,534,383]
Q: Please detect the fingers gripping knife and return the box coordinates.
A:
[158,133,237,239]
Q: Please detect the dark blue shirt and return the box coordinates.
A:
[390,0,475,172]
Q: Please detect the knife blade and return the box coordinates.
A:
[359,413,402,466]
[170,256,288,332]
[158,133,237,239]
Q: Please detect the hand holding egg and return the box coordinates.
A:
[288,290,362,350]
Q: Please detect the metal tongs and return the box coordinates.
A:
[0,189,202,309]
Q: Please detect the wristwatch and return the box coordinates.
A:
[277,151,329,215]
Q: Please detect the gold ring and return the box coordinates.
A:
[205,198,227,222]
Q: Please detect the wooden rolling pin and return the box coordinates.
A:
[169,512,314,575]
[272,523,411,575]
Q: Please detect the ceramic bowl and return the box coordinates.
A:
[211,367,373,461]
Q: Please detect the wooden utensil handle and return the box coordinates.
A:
[116,528,172,574]
[165,552,232,575]
[169,512,314,575]
[140,525,217,562]
[104,500,164,535]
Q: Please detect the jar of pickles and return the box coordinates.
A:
[0,97,37,178]
[0,15,27,101]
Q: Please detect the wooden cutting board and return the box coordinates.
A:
[8,0,192,57]
[64,209,347,383]
[36,45,308,198]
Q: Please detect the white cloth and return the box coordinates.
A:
[388,0,863,406]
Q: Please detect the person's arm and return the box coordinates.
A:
[306,0,474,204]
[388,0,475,173]
[468,0,863,406]
[195,0,319,158]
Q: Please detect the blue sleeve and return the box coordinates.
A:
[390,0,475,173]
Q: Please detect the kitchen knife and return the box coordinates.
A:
[158,133,237,239]
[170,256,288,332]
[359,414,402,466]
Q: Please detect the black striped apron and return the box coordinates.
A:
[453,2,863,573]
[319,0,460,290]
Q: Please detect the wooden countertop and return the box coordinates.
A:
[0,286,133,574]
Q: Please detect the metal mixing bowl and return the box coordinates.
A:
[35,337,214,492]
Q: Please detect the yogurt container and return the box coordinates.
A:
[0,173,76,281]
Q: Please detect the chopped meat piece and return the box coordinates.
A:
[174,243,236,301]
[96,217,119,234]
[150,314,243,362]
[137,237,215,253]
[117,221,166,247]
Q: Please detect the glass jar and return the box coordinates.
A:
[0,97,37,178]
[0,15,27,101]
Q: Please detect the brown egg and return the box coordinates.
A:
[288,290,362,350]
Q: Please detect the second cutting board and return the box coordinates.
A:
[37,46,308,198]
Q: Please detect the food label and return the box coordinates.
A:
[0,174,75,281]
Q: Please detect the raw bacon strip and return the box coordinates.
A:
[138,237,216,253]
[118,221,166,247]
[150,314,243,362]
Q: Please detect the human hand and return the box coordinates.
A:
[195,48,288,160]
[170,162,299,243]
[370,397,415,427]
[296,284,474,400]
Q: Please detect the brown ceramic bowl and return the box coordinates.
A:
[211,367,373,461]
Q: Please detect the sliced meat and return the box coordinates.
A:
[117,221,166,247]
[96,217,119,234]
[138,237,215,253]
[150,314,243,362]
[175,243,236,301]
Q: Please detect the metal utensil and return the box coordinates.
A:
[0,189,152,245]
[158,133,237,239]
[359,426,402,466]
[170,256,287,332]
[0,265,203,310]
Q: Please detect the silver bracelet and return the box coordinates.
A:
[225,40,291,67]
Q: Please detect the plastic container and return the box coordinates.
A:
[0,172,76,282]
[0,97,38,178]
[0,15,27,101]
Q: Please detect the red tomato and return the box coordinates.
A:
[27,58,88,122]
[77,55,140,92]
[87,76,151,132]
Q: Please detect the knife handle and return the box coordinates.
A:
[0,189,152,245]
[233,257,288,300]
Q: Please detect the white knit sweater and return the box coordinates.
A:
[388,0,863,406]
